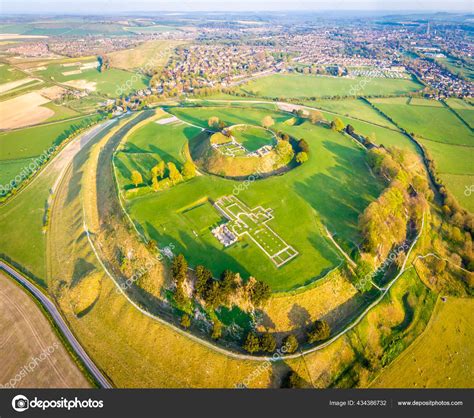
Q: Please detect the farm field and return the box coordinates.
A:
[0,20,134,37]
[0,273,90,388]
[303,98,396,128]
[0,63,27,83]
[124,105,384,291]
[371,297,473,388]
[369,97,474,210]
[108,39,185,70]
[35,58,149,96]
[42,102,80,122]
[439,173,474,212]
[123,25,180,34]
[0,115,100,161]
[369,97,474,145]
[320,110,419,153]
[445,98,474,128]
[238,73,423,99]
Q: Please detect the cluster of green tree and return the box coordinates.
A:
[243,332,277,353]
[330,117,345,132]
[295,138,309,164]
[169,254,273,342]
[195,265,272,308]
[171,254,189,308]
[306,319,331,343]
[358,147,430,283]
[130,159,196,191]
[275,124,311,165]
[97,55,110,72]
[345,124,378,148]
[262,115,274,129]
[242,319,330,354]
[208,116,227,130]
[274,139,294,166]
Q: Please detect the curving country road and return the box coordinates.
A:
[0,261,112,388]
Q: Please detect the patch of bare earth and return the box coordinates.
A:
[0,92,53,129]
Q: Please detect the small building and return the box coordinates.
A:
[212,224,238,247]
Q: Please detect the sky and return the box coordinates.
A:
[1,0,472,13]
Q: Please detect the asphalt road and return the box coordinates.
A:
[0,261,112,389]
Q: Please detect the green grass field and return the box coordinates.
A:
[304,98,396,128]
[321,111,419,154]
[37,59,149,96]
[238,74,423,99]
[115,119,201,189]
[122,105,383,291]
[0,63,27,83]
[438,173,474,212]
[0,115,100,161]
[0,116,101,196]
[43,102,81,122]
[230,125,275,152]
[370,97,474,146]
[445,98,474,128]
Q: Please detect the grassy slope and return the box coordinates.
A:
[126,106,383,291]
[289,267,437,388]
[115,119,200,188]
[0,115,100,161]
[0,119,112,282]
[370,297,473,388]
[239,74,422,99]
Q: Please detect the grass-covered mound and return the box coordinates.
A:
[190,130,293,178]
